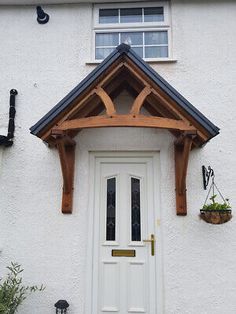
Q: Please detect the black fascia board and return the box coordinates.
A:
[30,43,219,138]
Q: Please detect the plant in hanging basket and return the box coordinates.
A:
[200,195,232,224]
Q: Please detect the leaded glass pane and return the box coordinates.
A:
[106,178,116,241]
[131,178,141,241]
[120,8,142,23]
[144,7,164,22]
[99,9,119,24]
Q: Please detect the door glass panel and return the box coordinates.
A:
[131,178,141,241]
[106,178,116,241]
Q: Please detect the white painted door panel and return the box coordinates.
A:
[90,154,161,314]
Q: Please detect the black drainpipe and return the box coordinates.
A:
[0,89,18,147]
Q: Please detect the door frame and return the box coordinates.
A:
[85,151,164,314]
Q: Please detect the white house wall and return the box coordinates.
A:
[0,1,236,314]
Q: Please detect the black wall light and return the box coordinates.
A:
[0,89,18,147]
[37,6,50,24]
[54,300,69,314]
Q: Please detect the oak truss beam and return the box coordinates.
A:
[124,61,209,143]
[53,115,196,132]
[174,133,196,215]
[40,74,123,142]
[130,86,152,115]
[95,87,116,116]
[53,130,76,214]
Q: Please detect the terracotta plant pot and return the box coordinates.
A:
[200,209,232,224]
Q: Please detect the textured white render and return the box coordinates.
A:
[0,1,236,314]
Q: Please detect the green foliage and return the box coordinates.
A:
[0,262,44,314]
[202,195,231,211]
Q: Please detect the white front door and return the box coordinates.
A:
[88,153,162,314]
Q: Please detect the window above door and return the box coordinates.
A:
[93,1,172,62]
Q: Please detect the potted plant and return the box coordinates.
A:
[0,262,44,314]
[200,194,232,224]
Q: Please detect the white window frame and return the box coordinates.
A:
[92,1,172,63]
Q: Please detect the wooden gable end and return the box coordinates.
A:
[36,57,212,147]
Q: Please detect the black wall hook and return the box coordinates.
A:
[37,6,50,24]
[202,165,214,190]
[0,89,18,147]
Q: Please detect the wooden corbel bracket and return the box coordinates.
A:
[52,129,76,214]
[174,132,196,215]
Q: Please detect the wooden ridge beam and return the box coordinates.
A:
[174,134,194,215]
[54,115,197,132]
[54,131,76,214]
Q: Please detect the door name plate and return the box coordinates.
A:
[112,249,136,257]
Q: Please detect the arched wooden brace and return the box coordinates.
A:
[174,133,195,215]
[95,87,116,116]
[54,130,76,214]
[130,86,152,115]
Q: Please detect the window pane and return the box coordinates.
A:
[145,46,168,58]
[121,32,143,46]
[106,178,116,241]
[145,31,168,45]
[131,178,141,241]
[99,9,119,24]
[120,8,142,23]
[96,33,119,47]
[96,48,115,60]
[132,47,143,58]
[144,7,164,22]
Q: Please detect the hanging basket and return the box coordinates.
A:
[200,175,232,225]
[200,209,232,224]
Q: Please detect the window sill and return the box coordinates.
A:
[86,58,177,65]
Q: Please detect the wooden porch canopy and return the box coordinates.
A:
[30,44,219,215]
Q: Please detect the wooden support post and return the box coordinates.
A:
[174,134,194,215]
[55,131,76,214]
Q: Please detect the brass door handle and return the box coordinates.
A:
[143,234,155,256]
